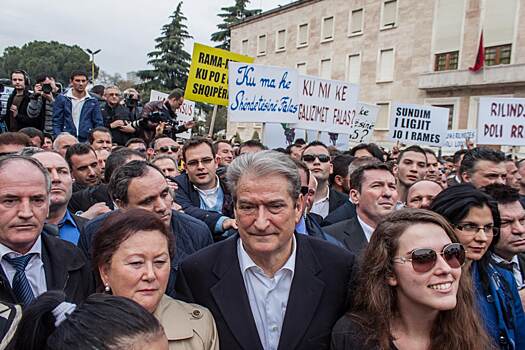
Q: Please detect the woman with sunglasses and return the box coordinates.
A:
[331,208,491,350]
[430,184,525,349]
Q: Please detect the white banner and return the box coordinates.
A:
[348,103,379,144]
[149,90,195,139]
[228,62,299,123]
[389,103,448,146]
[291,75,359,133]
[477,97,525,146]
[444,129,476,149]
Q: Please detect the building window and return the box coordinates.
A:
[376,102,390,129]
[297,23,309,47]
[349,9,364,35]
[377,48,394,82]
[381,0,397,29]
[433,104,454,129]
[346,54,361,83]
[321,16,334,42]
[434,51,459,71]
[485,45,512,66]
[276,29,286,52]
[296,62,307,75]
[241,39,249,55]
[432,0,465,57]
[320,58,332,79]
[257,34,267,56]
[484,0,517,48]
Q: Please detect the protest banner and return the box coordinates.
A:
[291,75,359,133]
[185,43,254,106]
[228,62,299,123]
[348,103,379,144]
[477,97,525,146]
[149,90,195,139]
[388,103,448,146]
[444,129,476,150]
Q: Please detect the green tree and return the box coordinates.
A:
[211,0,261,50]
[138,2,192,91]
[0,40,96,84]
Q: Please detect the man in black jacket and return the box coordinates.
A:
[0,155,92,306]
[101,86,136,146]
[5,70,33,132]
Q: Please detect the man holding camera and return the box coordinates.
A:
[122,88,142,122]
[27,74,60,134]
[100,86,135,146]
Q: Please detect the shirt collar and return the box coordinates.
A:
[59,210,78,228]
[313,186,330,205]
[357,214,374,242]
[238,235,297,277]
[193,176,220,195]
[492,253,519,266]
[0,235,43,260]
[66,88,89,101]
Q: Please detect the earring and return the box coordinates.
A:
[104,283,111,293]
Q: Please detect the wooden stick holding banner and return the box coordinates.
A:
[208,105,218,138]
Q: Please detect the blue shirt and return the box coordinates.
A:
[295,216,307,235]
[58,210,81,245]
[196,182,228,233]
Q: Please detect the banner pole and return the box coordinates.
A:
[208,105,218,138]
[261,122,266,144]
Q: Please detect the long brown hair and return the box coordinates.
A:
[350,208,494,349]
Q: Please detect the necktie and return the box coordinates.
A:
[3,254,36,305]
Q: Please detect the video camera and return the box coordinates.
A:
[148,110,178,126]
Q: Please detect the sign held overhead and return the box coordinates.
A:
[389,103,448,146]
[477,97,525,146]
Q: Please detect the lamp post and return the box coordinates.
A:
[86,48,101,83]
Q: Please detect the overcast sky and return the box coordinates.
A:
[1,0,290,77]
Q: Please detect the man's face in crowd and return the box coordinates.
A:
[153,158,179,178]
[168,96,184,111]
[28,136,42,148]
[95,149,110,175]
[462,160,506,188]
[154,137,180,161]
[299,169,317,214]
[32,152,72,210]
[425,152,439,182]
[54,135,78,158]
[519,161,525,192]
[494,201,525,260]
[184,143,218,190]
[127,142,147,155]
[91,131,112,152]
[216,142,234,166]
[289,145,304,161]
[70,75,88,94]
[505,161,522,190]
[0,160,49,254]
[42,137,53,150]
[353,148,374,159]
[104,88,121,106]
[302,145,332,184]
[234,173,302,260]
[350,169,398,226]
[122,168,173,227]
[11,73,25,91]
[70,151,101,187]
[406,180,443,210]
[397,151,427,187]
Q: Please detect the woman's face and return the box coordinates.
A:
[389,223,462,313]
[100,230,170,313]
[454,205,494,261]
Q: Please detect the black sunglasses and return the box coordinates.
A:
[301,154,330,163]
[393,243,465,273]
[159,146,179,153]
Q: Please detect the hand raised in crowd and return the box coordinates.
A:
[155,121,166,137]
[34,83,54,102]
[222,218,238,231]
[109,119,126,129]
[9,105,18,117]
[80,202,111,220]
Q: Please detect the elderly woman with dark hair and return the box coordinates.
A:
[92,208,219,350]
[430,184,525,349]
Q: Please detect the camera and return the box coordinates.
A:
[148,110,173,124]
[42,83,52,94]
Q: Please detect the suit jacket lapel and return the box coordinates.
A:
[278,236,325,350]
[210,237,263,350]
[343,219,368,255]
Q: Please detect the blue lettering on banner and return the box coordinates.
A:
[230,91,298,114]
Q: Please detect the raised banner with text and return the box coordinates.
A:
[477,97,525,146]
[149,90,195,139]
[228,62,299,123]
[388,103,448,146]
[185,43,254,106]
[444,129,476,150]
[348,103,380,144]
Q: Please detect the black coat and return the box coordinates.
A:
[321,201,357,226]
[328,188,349,214]
[175,233,357,350]
[0,232,93,305]
[323,217,368,256]
[101,103,133,145]
[331,314,398,350]
[5,89,35,131]
[68,184,113,213]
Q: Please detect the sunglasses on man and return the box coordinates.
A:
[158,146,179,153]
[301,154,330,163]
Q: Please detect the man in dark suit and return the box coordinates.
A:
[0,155,92,306]
[175,151,356,350]
[324,163,398,255]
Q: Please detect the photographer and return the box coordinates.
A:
[122,88,142,122]
[27,74,59,133]
[100,86,135,145]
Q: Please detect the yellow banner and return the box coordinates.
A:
[184,43,254,106]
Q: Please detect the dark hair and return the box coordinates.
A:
[302,141,328,155]
[92,209,174,291]
[239,139,266,153]
[349,143,385,162]
[104,148,145,183]
[482,183,520,205]
[34,73,53,85]
[69,70,88,81]
[167,88,184,100]
[350,162,394,192]
[65,143,95,170]
[19,127,44,144]
[88,127,111,144]
[397,145,427,165]
[453,149,468,164]
[423,148,438,160]
[294,138,306,145]
[11,69,30,87]
[213,140,231,153]
[9,291,165,350]
[329,154,355,186]
[125,138,146,147]
[0,132,31,147]
[90,85,105,96]
[459,147,506,177]
[108,160,163,204]
[150,135,175,150]
[349,209,494,350]
[182,137,215,162]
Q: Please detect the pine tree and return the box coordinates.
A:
[138,2,192,90]
[211,0,262,50]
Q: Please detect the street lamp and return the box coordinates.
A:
[86,48,101,83]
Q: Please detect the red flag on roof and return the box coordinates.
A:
[469,32,484,72]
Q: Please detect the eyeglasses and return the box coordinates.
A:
[186,157,214,167]
[300,186,316,196]
[393,243,466,273]
[301,154,330,163]
[453,223,497,237]
[158,146,179,153]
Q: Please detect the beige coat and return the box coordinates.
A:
[153,295,219,350]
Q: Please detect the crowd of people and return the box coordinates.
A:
[0,69,524,349]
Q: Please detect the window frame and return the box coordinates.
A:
[348,8,365,37]
[297,22,309,48]
[346,53,362,84]
[257,34,267,56]
[376,48,395,83]
[434,50,460,71]
[321,15,335,43]
[275,29,287,53]
[484,44,512,66]
[380,0,398,31]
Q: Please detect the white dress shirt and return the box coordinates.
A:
[357,215,374,242]
[65,89,89,131]
[237,236,297,350]
[0,237,47,297]
[311,187,330,218]
[492,253,524,289]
